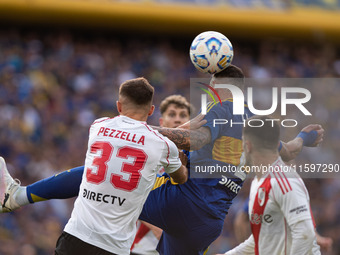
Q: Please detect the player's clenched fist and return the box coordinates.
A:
[299,124,324,147]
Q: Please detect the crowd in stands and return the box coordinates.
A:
[0,28,340,254]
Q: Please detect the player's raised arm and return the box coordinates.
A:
[151,112,209,150]
[152,116,208,152]
[153,126,211,151]
[176,113,207,130]
[279,124,324,162]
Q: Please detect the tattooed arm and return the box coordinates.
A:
[152,126,211,151]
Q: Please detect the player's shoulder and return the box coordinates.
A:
[91,117,111,126]
[212,99,234,106]
[269,171,292,195]
[141,124,176,148]
[208,99,233,114]
[269,170,305,196]
[91,116,144,127]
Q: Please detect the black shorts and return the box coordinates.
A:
[55,231,117,255]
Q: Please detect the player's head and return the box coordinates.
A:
[210,65,245,100]
[159,95,192,128]
[242,115,280,166]
[211,64,245,86]
[117,77,155,120]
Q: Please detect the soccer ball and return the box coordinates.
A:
[189,31,233,74]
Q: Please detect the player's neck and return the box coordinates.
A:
[120,111,148,122]
[215,89,234,101]
[252,152,279,180]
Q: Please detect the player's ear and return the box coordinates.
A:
[148,105,155,116]
[159,117,163,126]
[244,140,252,154]
[116,101,122,113]
[209,77,215,87]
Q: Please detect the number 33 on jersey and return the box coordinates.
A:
[64,116,182,254]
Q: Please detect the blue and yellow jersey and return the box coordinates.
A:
[180,99,253,220]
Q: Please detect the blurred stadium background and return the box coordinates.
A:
[0,0,340,254]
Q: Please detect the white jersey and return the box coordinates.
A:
[227,157,320,255]
[64,116,182,255]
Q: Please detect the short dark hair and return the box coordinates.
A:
[119,77,154,106]
[213,64,245,79]
[159,95,193,115]
[243,115,280,151]
[213,64,245,88]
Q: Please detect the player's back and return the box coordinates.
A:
[64,116,175,255]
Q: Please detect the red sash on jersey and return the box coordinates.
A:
[131,223,150,250]
[250,177,272,255]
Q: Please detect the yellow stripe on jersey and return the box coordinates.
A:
[203,247,209,255]
[152,176,178,190]
[206,101,215,113]
[153,176,169,190]
[170,178,178,185]
[212,136,243,166]
[30,193,48,203]
[54,169,71,177]
[219,98,248,107]
[207,98,233,113]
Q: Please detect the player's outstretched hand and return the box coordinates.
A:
[179,151,188,166]
[316,233,333,252]
[280,124,324,162]
[299,124,324,147]
[178,114,207,130]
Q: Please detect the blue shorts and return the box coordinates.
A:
[139,178,224,255]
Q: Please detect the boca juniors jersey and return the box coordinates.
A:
[64,115,182,255]
[182,99,253,220]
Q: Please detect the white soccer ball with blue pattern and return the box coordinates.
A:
[190,31,233,74]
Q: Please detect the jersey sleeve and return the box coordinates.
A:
[88,117,110,136]
[203,103,229,142]
[91,117,110,125]
[159,138,182,175]
[290,219,320,255]
[272,176,312,226]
